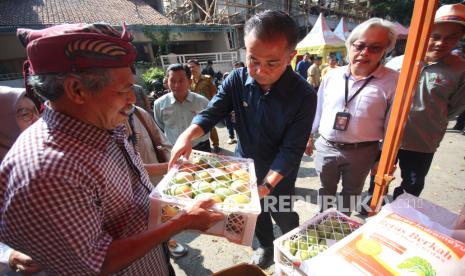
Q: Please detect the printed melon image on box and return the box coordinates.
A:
[302,210,465,275]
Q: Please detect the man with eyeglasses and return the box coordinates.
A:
[306,18,399,214]
[168,10,317,268]
[380,4,465,201]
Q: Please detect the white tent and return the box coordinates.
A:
[293,13,346,67]
[334,17,350,41]
[393,22,409,39]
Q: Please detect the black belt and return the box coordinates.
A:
[322,136,378,149]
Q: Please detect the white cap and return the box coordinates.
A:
[435,4,465,27]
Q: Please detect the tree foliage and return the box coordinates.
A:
[370,0,461,25]
[142,67,165,92]
[142,27,171,58]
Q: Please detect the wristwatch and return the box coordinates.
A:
[262,181,274,192]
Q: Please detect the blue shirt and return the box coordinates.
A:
[192,66,317,181]
[296,60,311,79]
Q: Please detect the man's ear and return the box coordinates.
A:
[288,50,297,64]
[63,76,87,104]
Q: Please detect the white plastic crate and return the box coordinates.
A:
[149,150,261,246]
[273,209,364,276]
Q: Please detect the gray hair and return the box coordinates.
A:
[28,68,112,101]
[346,18,398,56]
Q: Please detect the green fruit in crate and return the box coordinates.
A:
[224,194,251,205]
[194,171,212,182]
[317,224,332,234]
[192,181,213,195]
[191,156,210,169]
[323,218,340,228]
[325,232,335,240]
[208,168,231,182]
[298,240,308,251]
[211,180,230,190]
[207,158,222,168]
[284,240,298,256]
[333,226,343,234]
[170,184,193,198]
[300,250,312,260]
[333,232,345,240]
[306,228,318,239]
[307,236,318,245]
[214,187,235,200]
[319,239,327,246]
[161,205,180,222]
[216,172,231,182]
[194,192,223,203]
[305,228,318,245]
[231,169,250,182]
[230,179,249,193]
[173,172,194,184]
[341,223,352,235]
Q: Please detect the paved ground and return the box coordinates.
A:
[170,123,465,275]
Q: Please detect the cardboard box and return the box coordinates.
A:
[303,210,465,275]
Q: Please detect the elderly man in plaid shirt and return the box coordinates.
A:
[0,23,223,275]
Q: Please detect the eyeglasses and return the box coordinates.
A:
[16,108,39,122]
[247,56,285,70]
[351,42,386,54]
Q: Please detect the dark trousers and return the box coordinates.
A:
[255,168,299,248]
[366,149,434,202]
[393,149,435,199]
[193,140,211,153]
[162,242,176,276]
[224,116,235,139]
[455,110,465,130]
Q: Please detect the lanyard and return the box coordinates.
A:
[344,74,374,110]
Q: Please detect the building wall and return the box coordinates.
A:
[0,34,26,60]
[0,34,26,75]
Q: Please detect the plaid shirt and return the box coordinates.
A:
[0,106,169,275]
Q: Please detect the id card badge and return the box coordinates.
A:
[333,112,351,131]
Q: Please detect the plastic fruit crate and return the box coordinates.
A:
[273,209,363,275]
[149,150,261,246]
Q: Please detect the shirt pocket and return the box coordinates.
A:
[354,94,385,118]
[162,108,177,127]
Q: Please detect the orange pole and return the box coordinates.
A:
[369,0,438,215]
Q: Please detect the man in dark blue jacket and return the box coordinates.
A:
[169,10,317,268]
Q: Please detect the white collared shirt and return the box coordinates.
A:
[312,65,399,143]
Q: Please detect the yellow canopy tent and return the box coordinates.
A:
[292,13,347,68]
